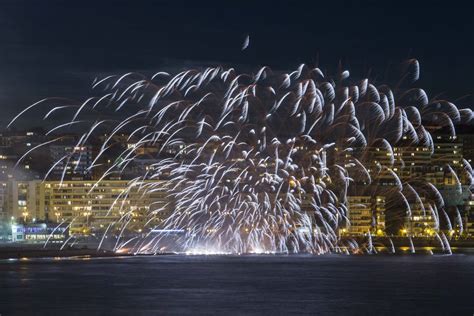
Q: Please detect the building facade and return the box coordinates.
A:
[3,180,171,234]
[346,195,385,236]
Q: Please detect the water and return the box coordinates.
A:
[1,255,473,315]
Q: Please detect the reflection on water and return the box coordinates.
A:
[1,255,473,315]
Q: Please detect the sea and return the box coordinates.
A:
[0,254,473,315]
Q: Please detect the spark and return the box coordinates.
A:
[242,34,250,51]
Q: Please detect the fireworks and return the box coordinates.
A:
[10,59,474,254]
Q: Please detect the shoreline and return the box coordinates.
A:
[0,245,129,259]
[2,237,474,259]
[2,245,474,260]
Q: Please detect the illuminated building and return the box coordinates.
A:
[121,158,162,179]
[402,197,438,237]
[432,135,463,168]
[49,144,94,180]
[393,146,431,181]
[459,133,474,164]
[0,182,6,220]
[363,133,472,237]
[3,179,171,235]
[464,193,474,237]
[5,180,41,223]
[363,145,431,186]
[346,196,385,236]
[37,180,170,234]
[10,223,68,243]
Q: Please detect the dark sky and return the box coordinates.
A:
[0,0,473,127]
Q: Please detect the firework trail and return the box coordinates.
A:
[10,59,473,254]
[242,34,250,51]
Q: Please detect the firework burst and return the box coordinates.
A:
[10,60,474,254]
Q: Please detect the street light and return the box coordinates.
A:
[22,211,29,223]
[55,212,61,223]
[83,211,92,226]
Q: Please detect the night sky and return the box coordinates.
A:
[0,0,473,127]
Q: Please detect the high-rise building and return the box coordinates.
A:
[432,135,463,168]
[49,145,93,180]
[457,125,474,164]
[5,180,41,223]
[3,180,171,234]
[44,180,170,233]
[346,195,385,236]
[464,191,474,237]
[402,197,438,237]
[0,182,6,220]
